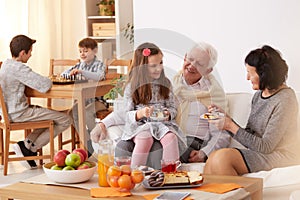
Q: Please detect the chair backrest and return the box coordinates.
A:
[0,86,10,126]
[49,59,80,76]
[105,59,132,79]
[47,59,79,108]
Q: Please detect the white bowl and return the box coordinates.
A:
[43,161,97,183]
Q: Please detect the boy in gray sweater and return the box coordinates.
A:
[0,35,71,169]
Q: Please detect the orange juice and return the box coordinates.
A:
[98,154,114,187]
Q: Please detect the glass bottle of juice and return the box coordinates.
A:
[98,139,114,187]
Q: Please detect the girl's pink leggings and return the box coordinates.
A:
[131,131,179,167]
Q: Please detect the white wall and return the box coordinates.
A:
[133,0,300,93]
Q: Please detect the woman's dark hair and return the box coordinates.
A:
[10,35,36,57]
[245,45,288,90]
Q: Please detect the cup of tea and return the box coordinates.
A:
[161,159,181,173]
[114,156,132,166]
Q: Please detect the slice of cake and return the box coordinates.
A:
[148,170,204,187]
[164,171,189,185]
[187,171,203,185]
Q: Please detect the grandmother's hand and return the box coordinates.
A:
[209,115,240,134]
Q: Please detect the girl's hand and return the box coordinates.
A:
[143,106,151,118]
[163,109,170,120]
[136,106,151,120]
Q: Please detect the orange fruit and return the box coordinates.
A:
[131,169,144,183]
[107,175,119,187]
[107,165,121,177]
[120,165,131,175]
[117,174,132,190]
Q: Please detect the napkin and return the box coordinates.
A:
[90,187,131,197]
[143,194,194,200]
[194,183,242,194]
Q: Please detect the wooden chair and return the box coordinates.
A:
[96,59,132,119]
[105,58,132,79]
[0,86,55,175]
[48,59,80,151]
[48,59,80,109]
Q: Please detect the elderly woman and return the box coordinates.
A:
[204,45,300,175]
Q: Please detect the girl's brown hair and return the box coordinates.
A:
[128,42,171,105]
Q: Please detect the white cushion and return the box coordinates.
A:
[290,190,300,200]
[244,165,300,188]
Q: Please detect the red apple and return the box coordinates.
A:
[77,163,90,170]
[54,150,69,167]
[72,148,88,161]
[61,149,70,155]
[65,153,81,168]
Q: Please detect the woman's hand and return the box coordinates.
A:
[209,115,239,134]
[208,104,224,114]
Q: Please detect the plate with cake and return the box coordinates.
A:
[143,170,203,189]
[200,112,224,120]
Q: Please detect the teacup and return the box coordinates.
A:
[114,156,131,166]
[161,159,181,173]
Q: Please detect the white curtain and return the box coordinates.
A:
[0,0,28,60]
[0,0,86,75]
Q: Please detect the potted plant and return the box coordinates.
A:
[123,23,134,44]
[104,75,126,100]
[97,0,115,16]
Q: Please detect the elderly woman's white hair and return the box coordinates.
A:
[190,42,218,69]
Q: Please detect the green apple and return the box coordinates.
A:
[77,163,90,170]
[65,153,81,168]
[82,161,93,168]
[51,165,63,170]
[62,166,75,170]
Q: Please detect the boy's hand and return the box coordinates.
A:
[70,69,81,76]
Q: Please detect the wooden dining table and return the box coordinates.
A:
[25,80,114,150]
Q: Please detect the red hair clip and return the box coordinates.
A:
[142,48,151,57]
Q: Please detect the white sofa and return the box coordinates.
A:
[103,92,300,200]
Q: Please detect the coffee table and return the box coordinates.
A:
[0,174,262,200]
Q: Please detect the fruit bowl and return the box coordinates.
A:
[43,161,96,183]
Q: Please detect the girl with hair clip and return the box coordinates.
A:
[121,42,186,168]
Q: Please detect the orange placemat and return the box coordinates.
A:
[194,183,242,194]
[90,187,131,197]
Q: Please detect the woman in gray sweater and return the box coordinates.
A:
[204,45,300,175]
